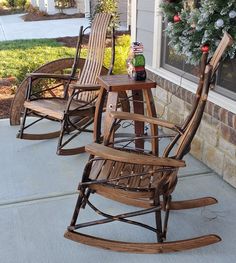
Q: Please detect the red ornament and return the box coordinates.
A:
[173,14,181,23]
[201,45,210,53]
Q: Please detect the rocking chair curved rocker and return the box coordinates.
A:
[16,13,122,155]
[64,32,233,253]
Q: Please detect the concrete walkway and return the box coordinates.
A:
[0,14,90,41]
[1,118,236,262]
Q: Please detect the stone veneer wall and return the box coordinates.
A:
[147,70,236,188]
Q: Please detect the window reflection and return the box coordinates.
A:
[162,36,236,98]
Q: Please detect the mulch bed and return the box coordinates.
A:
[0,97,12,119]
[22,12,85,22]
[0,86,14,119]
[56,30,130,48]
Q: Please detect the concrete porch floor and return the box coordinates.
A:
[0,118,236,263]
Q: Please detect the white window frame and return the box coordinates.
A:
[131,0,236,114]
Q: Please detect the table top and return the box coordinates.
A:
[98,74,156,92]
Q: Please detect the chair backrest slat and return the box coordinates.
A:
[163,51,208,157]
[209,32,233,73]
[175,65,212,159]
[76,13,111,102]
[79,13,111,85]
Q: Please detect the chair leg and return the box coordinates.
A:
[69,161,94,227]
[57,117,68,154]
[162,195,171,240]
[65,187,221,253]
[69,187,87,228]
[17,107,61,140]
[57,115,95,155]
[154,191,163,243]
[17,107,28,138]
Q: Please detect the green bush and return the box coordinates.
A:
[91,0,120,29]
[0,35,131,85]
[0,39,75,83]
[15,0,26,8]
[4,0,28,8]
[6,0,15,7]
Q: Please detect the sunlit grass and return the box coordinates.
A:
[0,35,130,84]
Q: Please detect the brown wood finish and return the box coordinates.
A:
[97,74,157,150]
[98,74,156,92]
[143,88,158,155]
[93,87,107,143]
[10,57,75,125]
[64,231,221,254]
[23,98,94,120]
[15,13,113,155]
[17,131,61,140]
[26,72,74,80]
[209,32,233,71]
[65,33,233,253]
[86,143,185,167]
[103,91,119,144]
[131,89,145,150]
[167,197,218,210]
[109,111,181,131]
[88,184,217,210]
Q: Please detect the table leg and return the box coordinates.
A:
[143,89,158,155]
[94,87,107,143]
[103,91,119,145]
[132,90,144,150]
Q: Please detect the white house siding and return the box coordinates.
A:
[136,0,155,66]
[118,0,128,27]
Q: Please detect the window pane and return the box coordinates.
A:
[163,36,200,79]
[162,34,235,96]
[165,44,184,69]
[217,58,236,94]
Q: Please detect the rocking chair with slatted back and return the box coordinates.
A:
[64,33,233,253]
[17,13,114,155]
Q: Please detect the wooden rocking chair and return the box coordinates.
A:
[16,13,115,155]
[64,33,233,253]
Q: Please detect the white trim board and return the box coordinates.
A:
[131,0,137,42]
[146,65,236,115]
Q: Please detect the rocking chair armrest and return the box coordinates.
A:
[86,143,186,168]
[69,83,101,91]
[26,72,77,81]
[110,111,182,133]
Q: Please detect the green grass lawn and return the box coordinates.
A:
[0,35,130,85]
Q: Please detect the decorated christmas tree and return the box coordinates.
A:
[161,0,236,65]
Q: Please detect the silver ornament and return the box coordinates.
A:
[229,10,236,19]
[215,19,224,28]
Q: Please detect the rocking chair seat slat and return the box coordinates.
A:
[24,98,94,120]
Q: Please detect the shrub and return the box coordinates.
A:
[6,0,15,7]
[15,0,26,9]
[91,0,120,30]
[4,0,28,9]
[25,4,47,16]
